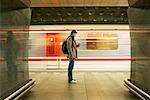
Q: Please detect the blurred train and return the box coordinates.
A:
[28,25,130,71]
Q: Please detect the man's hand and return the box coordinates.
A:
[77,43,80,47]
[70,55,75,58]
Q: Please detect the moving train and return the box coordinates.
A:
[29,24,131,71]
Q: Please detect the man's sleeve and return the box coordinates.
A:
[67,37,73,56]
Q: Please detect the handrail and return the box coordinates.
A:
[4,80,35,100]
[124,80,150,100]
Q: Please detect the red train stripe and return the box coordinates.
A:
[1,28,150,32]
[24,58,147,61]
[0,58,147,61]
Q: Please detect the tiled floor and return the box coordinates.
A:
[20,72,138,100]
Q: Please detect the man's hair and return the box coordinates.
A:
[71,30,77,35]
[7,31,13,37]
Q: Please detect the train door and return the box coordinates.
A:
[46,33,64,69]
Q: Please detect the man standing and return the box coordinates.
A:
[67,30,79,84]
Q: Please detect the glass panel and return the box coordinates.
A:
[0,8,31,99]
[128,7,150,94]
[78,33,118,50]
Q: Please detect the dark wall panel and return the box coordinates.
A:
[128,8,150,95]
[0,1,31,99]
[31,7,128,25]
[128,0,150,9]
[1,0,30,12]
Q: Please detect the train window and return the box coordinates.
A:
[77,33,118,50]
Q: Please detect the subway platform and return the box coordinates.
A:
[20,72,137,100]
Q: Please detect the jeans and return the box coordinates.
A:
[68,58,75,82]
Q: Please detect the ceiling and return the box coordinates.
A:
[31,0,129,7]
[31,7,128,25]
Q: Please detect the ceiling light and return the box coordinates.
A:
[83,19,87,22]
[104,19,107,22]
[57,13,62,16]
[78,13,82,16]
[88,12,92,16]
[99,13,103,15]
[73,7,76,9]
[93,19,97,22]
[114,19,117,22]
[110,13,114,15]
[46,13,51,16]
[121,13,125,16]
[95,7,99,9]
[73,19,77,21]
[106,7,110,9]
[62,19,66,22]
[67,12,72,16]
[53,19,56,22]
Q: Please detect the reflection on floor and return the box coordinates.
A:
[20,72,138,100]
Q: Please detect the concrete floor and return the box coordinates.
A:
[20,72,138,100]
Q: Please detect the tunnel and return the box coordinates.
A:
[0,0,150,100]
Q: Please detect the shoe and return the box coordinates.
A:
[68,80,77,84]
[72,78,77,81]
[72,79,77,82]
[71,80,77,84]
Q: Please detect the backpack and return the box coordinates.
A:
[62,36,70,54]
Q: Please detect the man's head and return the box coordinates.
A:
[7,31,13,38]
[71,30,77,37]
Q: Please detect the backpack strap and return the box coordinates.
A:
[66,35,71,40]
[66,35,73,47]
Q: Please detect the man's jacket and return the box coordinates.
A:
[66,35,77,59]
